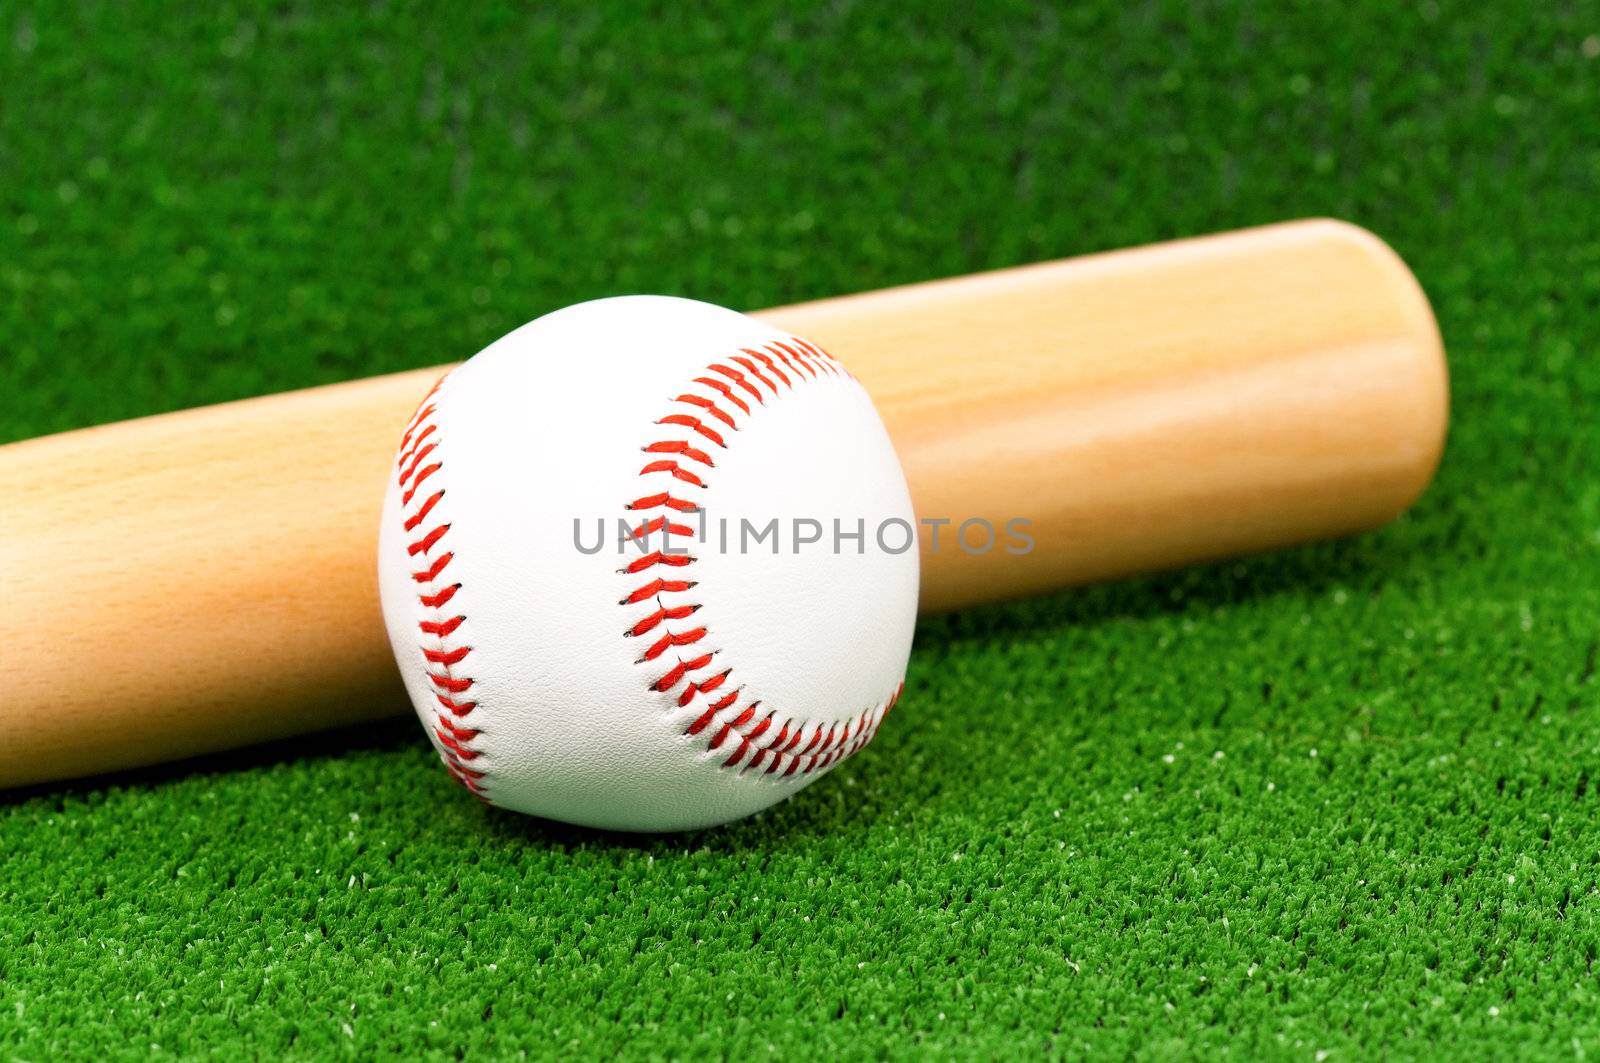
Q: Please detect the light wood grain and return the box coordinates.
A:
[0,219,1447,788]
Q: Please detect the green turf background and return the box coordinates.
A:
[3,2,1599,1057]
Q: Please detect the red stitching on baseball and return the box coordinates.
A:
[420,615,465,638]
[643,440,715,467]
[412,551,454,583]
[636,628,708,663]
[628,517,696,541]
[770,342,813,379]
[404,490,445,532]
[709,363,766,403]
[637,459,706,487]
[675,668,730,709]
[729,355,779,395]
[693,376,750,416]
[399,406,436,451]
[623,551,695,575]
[627,602,700,637]
[419,583,460,609]
[620,577,696,605]
[652,653,716,693]
[402,463,441,505]
[396,375,488,797]
[656,413,727,447]
[622,337,899,778]
[746,348,791,388]
[424,645,472,666]
[407,523,451,556]
[436,718,479,741]
[672,393,739,428]
[626,492,701,514]
[399,421,436,454]
[399,442,439,485]
[436,694,476,715]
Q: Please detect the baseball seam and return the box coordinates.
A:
[622,337,906,779]
[396,374,490,798]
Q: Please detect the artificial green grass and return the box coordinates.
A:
[3,1,1599,1057]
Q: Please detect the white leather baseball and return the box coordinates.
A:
[377,296,918,831]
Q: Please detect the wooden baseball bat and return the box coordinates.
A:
[0,219,1447,789]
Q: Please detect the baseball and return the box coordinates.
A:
[377,296,919,831]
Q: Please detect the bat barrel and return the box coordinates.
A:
[766,218,1448,612]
